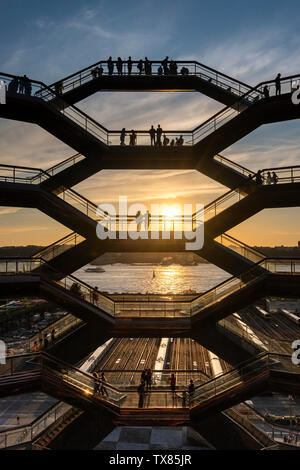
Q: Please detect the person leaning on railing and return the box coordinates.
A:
[92,286,100,305]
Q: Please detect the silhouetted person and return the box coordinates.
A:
[145,369,152,391]
[93,371,100,393]
[138,380,145,407]
[263,85,269,99]
[161,56,169,75]
[92,286,99,304]
[266,171,272,185]
[156,124,163,146]
[181,67,188,75]
[33,341,38,352]
[98,65,104,76]
[178,135,184,145]
[107,57,114,75]
[182,390,187,407]
[137,60,143,75]
[8,77,19,94]
[145,57,151,75]
[272,171,278,184]
[163,134,169,146]
[149,125,156,145]
[188,379,195,404]
[170,139,174,146]
[19,75,27,94]
[169,373,176,394]
[275,73,281,95]
[117,57,123,75]
[100,372,108,396]
[127,56,133,75]
[120,128,126,146]
[157,65,163,76]
[170,61,178,75]
[24,77,32,96]
[255,170,263,184]
[129,130,137,146]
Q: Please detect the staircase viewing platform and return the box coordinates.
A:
[1,54,300,450]
[0,352,299,425]
[39,59,258,108]
[0,258,299,335]
[1,71,300,154]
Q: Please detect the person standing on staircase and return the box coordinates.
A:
[275,73,281,95]
[156,124,163,146]
[107,57,114,75]
[149,125,156,146]
[127,56,133,75]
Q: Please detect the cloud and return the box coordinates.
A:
[0,208,22,216]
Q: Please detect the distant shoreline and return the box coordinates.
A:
[1,245,300,266]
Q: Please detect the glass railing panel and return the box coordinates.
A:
[261,167,300,185]
[190,355,270,405]
[27,315,82,351]
[189,276,243,314]
[214,155,255,178]
[0,353,40,376]
[5,426,32,448]
[0,258,44,274]
[98,215,196,234]
[0,165,44,184]
[264,259,300,274]
[32,233,85,262]
[114,300,191,317]
[55,275,115,315]
[6,315,83,355]
[218,318,292,354]
[58,188,99,220]
[215,234,265,264]
[203,189,244,222]
[100,370,208,388]
[45,153,85,177]
[31,402,71,439]
[41,355,125,406]
[0,402,72,448]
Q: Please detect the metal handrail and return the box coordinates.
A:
[0,257,299,318]
[47,59,254,94]
[2,70,300,147]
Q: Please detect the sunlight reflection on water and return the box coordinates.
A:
[74,263,230,294]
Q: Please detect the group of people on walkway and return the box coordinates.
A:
[120,125,184,147]
[93,370,109,396]
[254,170,279,185]
[263,73,282,99]
[91,367,198,408]
[137,371,195,408]
[33,328,56,352]
[138,368,153,405]
[94,57,189,77]
[7,75,32,96]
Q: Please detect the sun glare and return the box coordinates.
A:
[161,205,182,219]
